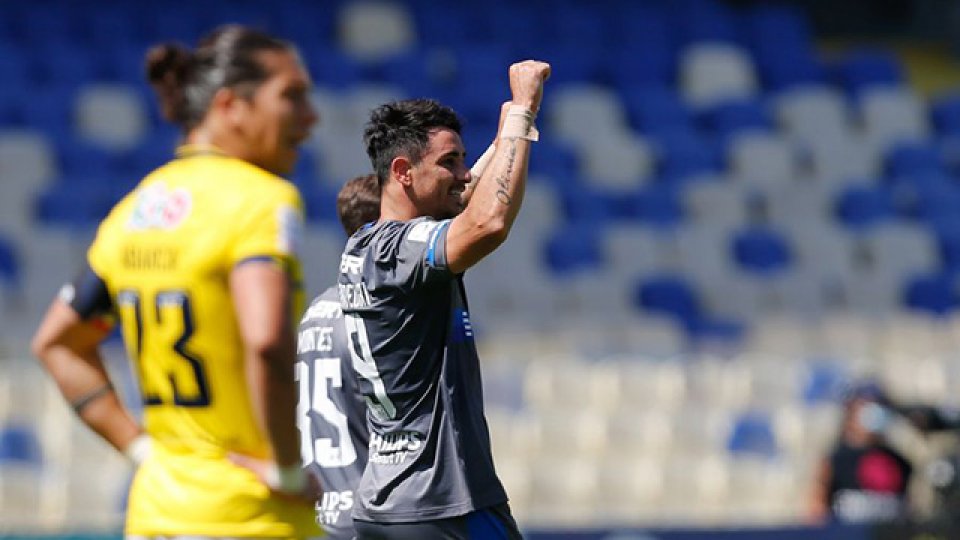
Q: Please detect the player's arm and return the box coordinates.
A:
[30,268,146,464]
[231,259,307,491]
[460,101,512,205]
[807,457,832,524]
[445,60,550,274]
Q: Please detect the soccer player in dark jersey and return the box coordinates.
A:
[338,60,550,539]
[297,173,380,539]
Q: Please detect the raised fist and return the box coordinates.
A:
[509,60,551,115]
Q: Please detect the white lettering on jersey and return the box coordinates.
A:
[302,300,342,323]
[339,282,371,309]
[407,221,439,243]
[296,326,335,354]
[340,254,364,275]
[315,490,355,525]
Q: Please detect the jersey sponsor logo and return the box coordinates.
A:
[451,309,474,343]
[277,204,302,255]
[339,282,371,309]
[407,221,439,243]
[340,254,364,275]
[302,300,342,322]
[128,182,192,230]
[315,490,354,527]
[297,326,335,354]
[368,431,423,465]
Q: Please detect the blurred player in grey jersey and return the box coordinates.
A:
[338,61,549,539]
[296,173,380,539]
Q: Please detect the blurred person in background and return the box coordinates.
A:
[809,381,914,526]
[292,173,380,539]
[30,25,323,539]
[338,60,549,539]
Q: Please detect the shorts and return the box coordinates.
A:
[353,503,522,540]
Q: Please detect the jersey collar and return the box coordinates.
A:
[175,144,229,159]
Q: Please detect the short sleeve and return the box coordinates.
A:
[227,183,306,317]
[227,184,305,268]
[387,218,453,290]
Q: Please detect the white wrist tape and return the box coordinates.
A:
[265,463,308,494]
[499,105,539,141]
[470,143,496,178]
[123,434,152,467]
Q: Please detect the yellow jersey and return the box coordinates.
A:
[87,146,319,538]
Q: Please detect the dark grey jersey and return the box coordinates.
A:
[297,287,369,539]
[338,217,507,523]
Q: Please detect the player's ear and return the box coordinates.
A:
[212,87,247,127]
[390,156,414,187]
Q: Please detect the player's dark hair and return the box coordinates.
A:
[337,173,381,236]
[363,99,462,186]
[145,25,292,132]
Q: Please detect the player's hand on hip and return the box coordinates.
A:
[508,60,551,114]
[228,452,322,504]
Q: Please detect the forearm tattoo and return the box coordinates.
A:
[494,139,519,205]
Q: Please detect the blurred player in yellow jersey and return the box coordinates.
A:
[31,25,323,539]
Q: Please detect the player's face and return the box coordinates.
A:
[239,49,318,175]
[410,128,470,220]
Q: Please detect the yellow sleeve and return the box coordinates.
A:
[227,182,306,318]
[227,183,305,268]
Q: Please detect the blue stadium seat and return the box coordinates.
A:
[631,186,684,229]
[746,5,824,90]
[731,226,792,275]
[35,181,116,228]
[833,49,905,95]
[931,93,960,136]
[543,223,603,275]
[802,361,849,405]
[634,274,702,328]
[902,272,960,315]
[305,46,363,89]
[558,186,622,224]
[885,141,946,178]
[671,0,742,47]
[651,127,722,181]
[0,423,42,467]
[0,235,20,288]
[698,98,773,145]
[727,411,779,459]
[834,185,896,230]
[930,216,960,273]
[528,139,579,181]
[907,182,960,223]
[620,85,692,133]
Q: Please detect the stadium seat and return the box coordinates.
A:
[542,223,603,275]
[634,273,702,328]
[0,236,20,290]
[546,83,630,147]
[884,140,946,177]
[930,92,960,136]
[834,184,896,230]
[727,131,797,189]
[679,42,759,108]
[861,221,938,281]
[682,178,751,229]
[775,84,851,143]
[74,83,149,151]
[578,130,654,189]
[858,85,930,153]
[0,423,42,467]
[726,411,779,459]
[701,99,774,145]
[902,272,960,315]
[651,127,723,181]
[731,226,793,276]
[632,185,684,229]
[834,49,905,95]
